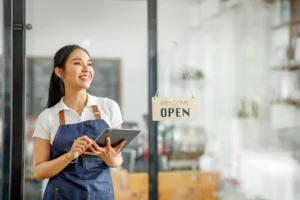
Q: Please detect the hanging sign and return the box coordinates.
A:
[152,97,197,121]
[152,42,198,121]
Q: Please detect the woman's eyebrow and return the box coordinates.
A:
[71,58,92,62]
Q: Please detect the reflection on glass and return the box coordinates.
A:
[0,0,4,197]
[23,0,300,200]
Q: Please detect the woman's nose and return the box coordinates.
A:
[82,64,89,71]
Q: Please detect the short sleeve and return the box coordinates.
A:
[106,98,123,128]
[32,109,51,140]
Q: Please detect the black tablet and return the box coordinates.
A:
[94,128,141,150]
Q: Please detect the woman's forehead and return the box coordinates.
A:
[68,49,91,61]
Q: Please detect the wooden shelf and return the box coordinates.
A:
[271,100,300,106]
[262,0,276,4]
[272,18,300,30]
[263,0,276,3]
[271,64,300,70]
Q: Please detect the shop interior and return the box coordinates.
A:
[1,0,300,199]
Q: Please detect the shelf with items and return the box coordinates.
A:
[270,68,300,107]
[263,0,277,4]
[271,63,300,70]
[169,68,206,99]
[271,99,300,106]
[171,68,204,85]
[269,0,300,64]
[269,0,300,108]
[272,17,300,30]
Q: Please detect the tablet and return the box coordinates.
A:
[94,128,141,150]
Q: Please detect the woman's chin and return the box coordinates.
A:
[78,83,91,90]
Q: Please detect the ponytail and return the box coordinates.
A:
[46,71,65,108]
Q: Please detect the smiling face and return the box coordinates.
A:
[55,48,94,90]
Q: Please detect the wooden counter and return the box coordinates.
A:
[112,170,219,200]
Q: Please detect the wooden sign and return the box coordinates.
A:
[152,97,197,121]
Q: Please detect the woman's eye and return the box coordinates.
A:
[74,62,81,65]
[88,63,93,66]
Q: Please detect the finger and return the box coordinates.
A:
[89,145,96,153]
[81,144,88,152]
[79,136,93,145]
[115,140,126,154]
[76,140,89,147]
[84,151,98,156]
[92,141,105,152]
[74,144,86,153]
[105,137,111,149]
[89,145,102,155]
[80,140,92,149]
[80,135,90,140]
[75,138,92,149]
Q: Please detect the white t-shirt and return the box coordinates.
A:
[32,94,123,144]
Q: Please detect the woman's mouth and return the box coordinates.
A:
[79,75,90,81]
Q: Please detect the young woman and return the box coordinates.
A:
[32,44,125,200]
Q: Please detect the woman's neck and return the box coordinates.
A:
[63,89,88,115]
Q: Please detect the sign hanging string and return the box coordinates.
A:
[154,42,195,98]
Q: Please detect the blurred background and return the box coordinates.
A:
[1,0,300,199]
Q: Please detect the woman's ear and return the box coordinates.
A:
[54,67,63,79]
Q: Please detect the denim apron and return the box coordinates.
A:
[43,105,115,200]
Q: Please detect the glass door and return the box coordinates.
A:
[25,0,149,199]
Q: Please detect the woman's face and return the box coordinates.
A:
[56,48,94,90]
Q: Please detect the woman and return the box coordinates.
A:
[32,44,125,200]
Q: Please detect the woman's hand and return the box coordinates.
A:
[84,137,126,167]
[67,135,93,161]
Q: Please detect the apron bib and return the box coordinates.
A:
[43,105,114,200]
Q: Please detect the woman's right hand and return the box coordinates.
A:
[66,136,93,161]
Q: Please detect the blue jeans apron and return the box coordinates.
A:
[43,105,115,200]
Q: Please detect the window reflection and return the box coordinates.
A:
[22,0,300,200]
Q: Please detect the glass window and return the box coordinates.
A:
[24,0,300,200]
[0,0,4,197]
[25,1,148,199]
[156,0,300,200]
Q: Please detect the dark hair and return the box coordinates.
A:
[46,44,90,108]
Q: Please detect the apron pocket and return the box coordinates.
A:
[54,188,86,200]
[54,188,114,200]
[88,190,114,200]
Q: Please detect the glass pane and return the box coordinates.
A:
[25,1,148,199]
[0,0,4,197]
[157,0,300,200]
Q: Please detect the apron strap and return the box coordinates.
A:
[59,110,66,125]
[59,106,101,125]
[92,105,102,120]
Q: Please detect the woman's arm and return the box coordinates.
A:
[32,138,73,181]
[33,135,92,181]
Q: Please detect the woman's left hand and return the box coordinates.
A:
[84,137,126,167]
